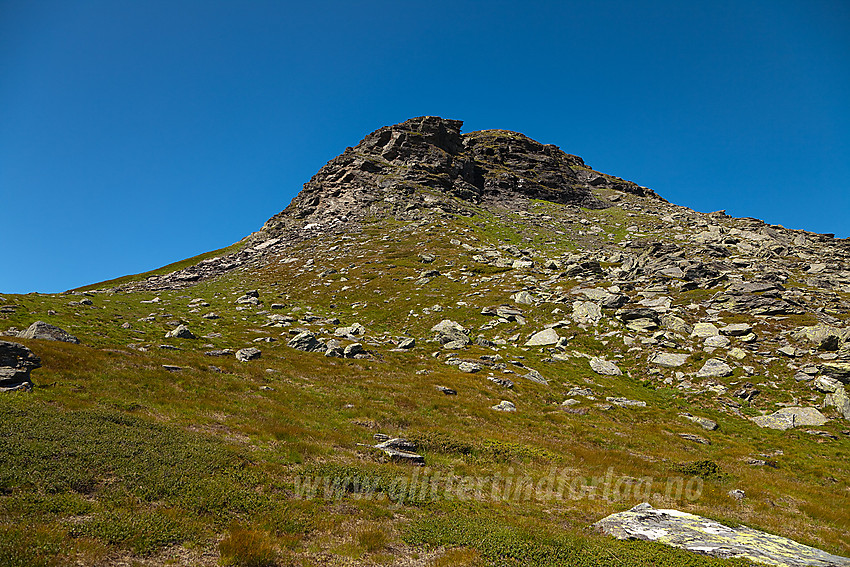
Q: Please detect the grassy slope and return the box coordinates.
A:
[0,200,847,566]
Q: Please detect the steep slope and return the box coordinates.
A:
[0,117,848,567]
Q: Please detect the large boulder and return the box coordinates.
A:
[18,321,79,344]
[287,331,327,353]
[431,319,470,346]
[525,328,559,347]
[595,503,850,566]
[696,358,733,378]
[0,340,41,391]
[589,357,623,376]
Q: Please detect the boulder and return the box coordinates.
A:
[691,322,719,338]
[458,361,481,373]
[165,324,196,339]
[397,337,416,349]
[334,323,365,337]
[492,400,516,412]
[824,387,850,420]
[511,291,536,305]
[343,343,367,358]
[773,407,828,426]
[18,321,80,344]
[372,438,424,465]
[679,412,718,431]
[525,328,559,347]
[431,319,470,346]
[572,301,602,326]
[590,357,623,376]
[649,352,689,368]
[236,347,261,362]
[0,340,41,391]
[821,362,850,384]
[696,358,733,378]
[704,335,731,348]
[752,413,795,430]
[719,323,753,336]
[524,369,548,385]
[594,503,850,566]
[606,397,646,407]
[287,331,327,353]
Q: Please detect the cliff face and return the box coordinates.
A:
[260,116,659,237]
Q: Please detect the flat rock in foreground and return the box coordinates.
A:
[594,503,850,567]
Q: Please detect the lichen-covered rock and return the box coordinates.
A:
[696,358,733,378]
[590,357,623,376]
[649,352,689,368]
[525,328,559,347]
[18,321,80,344]
[594,503,850,566]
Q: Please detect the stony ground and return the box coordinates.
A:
[1,117,848,566]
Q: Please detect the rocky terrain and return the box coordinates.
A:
[1,117,848,566]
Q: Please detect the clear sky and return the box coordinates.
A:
[1,0,848,293]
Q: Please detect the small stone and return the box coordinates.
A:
[728,489,745,500]
[397,337,416,349]
[719,323,753,337]
[678,432,710,444]
[458,361,481,373]
[679,412,719,430]
[343,343,366,358]
[436,385,457,395]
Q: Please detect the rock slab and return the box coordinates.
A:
[0,340,41,391]
[18,321,80,344]
[594,503,850,567]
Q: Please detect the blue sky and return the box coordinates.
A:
[1,0,848,293]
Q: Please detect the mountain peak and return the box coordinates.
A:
[259,117,660,239]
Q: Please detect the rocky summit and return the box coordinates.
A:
[1,117,849,566]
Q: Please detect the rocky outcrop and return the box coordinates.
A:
[595,503,850,566]
[18,321,80,344]
[0,340,41,391]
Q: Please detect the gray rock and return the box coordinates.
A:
[679,412,719,430]
[435,385,457,395]
[590,357,623,376]
[696,358,733,378]
[525,328,559,347]
[704,335,731,348]
[165,324,196,339]
[458,361,481,373]
[649,352,689,368]
[822,362,850,384]
[773,407,828,426]
[824,387,850,420]
[492,400,516,412]
[431,319,470,346]
[236,347,261,362]
[752,413,795,430]
[397,337,416,349]
[606,397,646,407]
[335,323,365,337]
[678,432,710,444]
[813,376,841,393]
[794,324,845,351]
[204,349,233,357]
[18,321,80,344]
[511,291,536,304]
[572,301,602,326]
[287,331,327,353]
[719,323,753,336]
[488,376,514,389]
[691,322,719,338]
[594,503,850,567]
[373,438,424,465]
[524,369,548,385]
[0,340,41,391]
[343,342,366,358]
